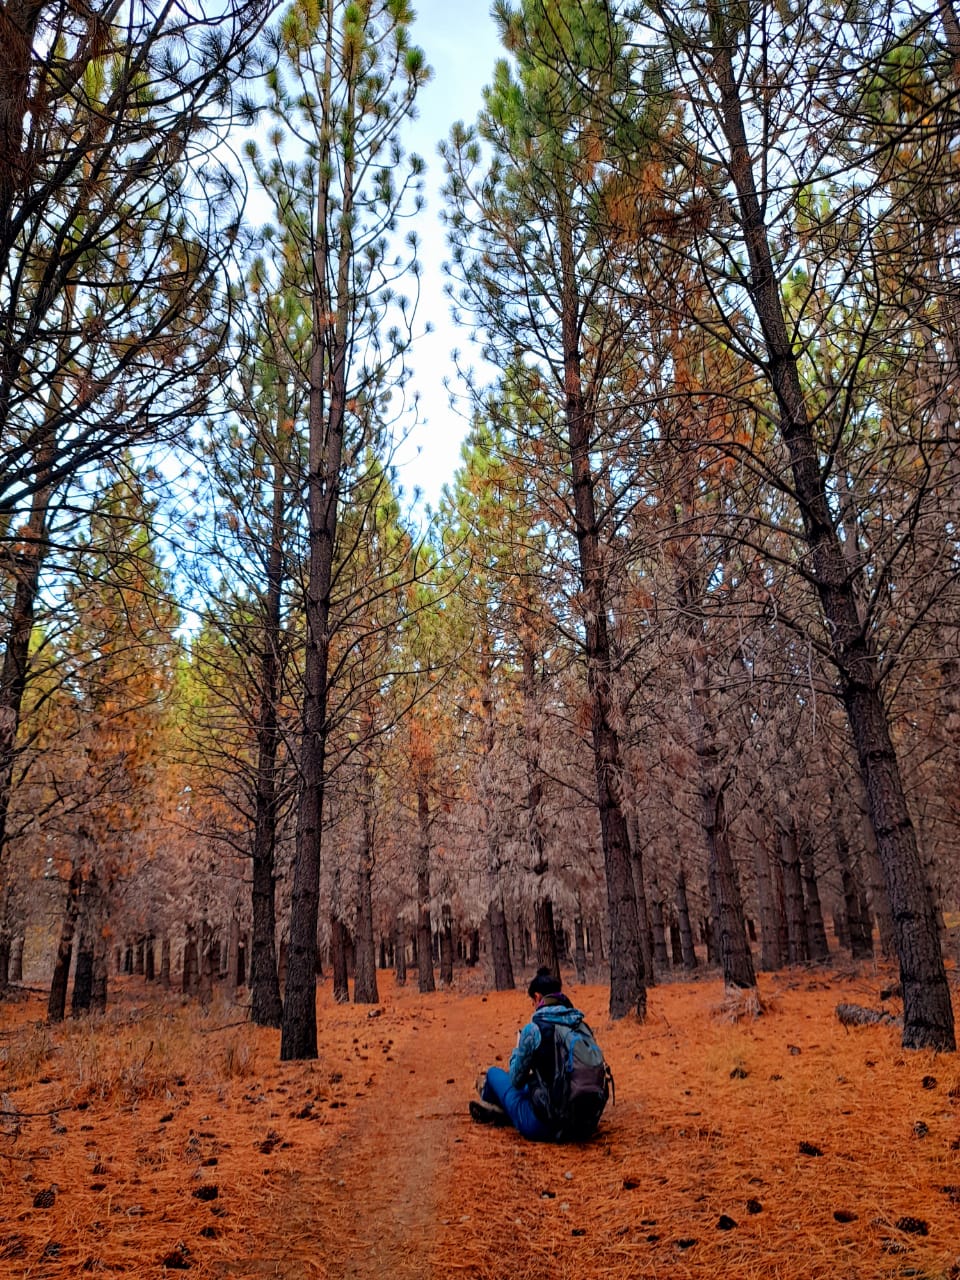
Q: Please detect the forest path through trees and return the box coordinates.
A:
[221,978,510,1279]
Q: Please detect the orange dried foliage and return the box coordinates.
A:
[1,966,958,1278]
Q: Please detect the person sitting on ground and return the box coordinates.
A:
[470,966,584,1141]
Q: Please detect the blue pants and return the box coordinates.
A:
[481,1066,553,1141]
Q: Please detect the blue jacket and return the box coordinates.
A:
[509,1002,586,1088]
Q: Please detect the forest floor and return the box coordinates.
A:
[2,962,960,1279]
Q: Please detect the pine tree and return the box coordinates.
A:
[246,0,429,1059]
[442,0,655,1017]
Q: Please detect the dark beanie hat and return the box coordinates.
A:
[527,966,562,998]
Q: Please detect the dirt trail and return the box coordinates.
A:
[220,983,512,1280]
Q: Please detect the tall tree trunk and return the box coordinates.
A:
[800,830,830,961]
[521,630,559,981]
[687,654,755,990]
[72,872,103,1015]
[479,658,515,989]
[439,903,454,987]
[754,835,783,971]
[484,879,513,989]
[353,790,379,1004]
[199,924,215,1009]
[159,937,171,988]
[416,780,435,994]
[281,10,357,1062]
[48,864,82,1022]
[573,911,588,984]
[225,918,237,990]
[835,826,874,959]
[487,897,514,990]
[251,826,283,1025]
[708,12,953,1048]
[0,334,63,920]
[9,933,23,983]
[91,927,108,1014]
[705,788,756,990]
[182,926,199,995]
[394,920,407,987]
[250,383,289,1029]
[331,917,350,1003]
[673,462,755,994]
[858,808,896,958]
[533,898,559,980]
[777,813,808,964]
[71,923,94,1018]
[559,216,645,1019]
[626,810,656,984]
[675,867,698,970]
[0,927,10,989]
[648,869,670,972]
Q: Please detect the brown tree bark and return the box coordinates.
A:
[91,930,107,1014]
[8,933,23,983]
[0,106,70,930]
[249,384,289,1029]
[705,787,756,990]
[800,831,830,962]
[439,903,454,987]
[71,921,94,1018]
[281,7,357,1061]
[521,629,559,982]
[835,826,873,959]
[199,924,216,1009]
[648,870,670,972]
[394,921,407,987]
[353,787,379,1004]
[675,867,698,970]
[479,664,514,990]
[486,897,514,991]
[533,898,560,981]
[559,216,645,1020]
[47,864,82,1023]
[777,813,808,965]
[573,911,588,983]
[685,636,756,990]
[705,7,954,1048]
[626,809,656,984]
[753,836,784,971]
[415,780,435,994]
[182,926,199,996]
[331,917,350,1004]
[0,390,58,937]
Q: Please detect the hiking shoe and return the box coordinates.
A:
[469,1099,509,1126]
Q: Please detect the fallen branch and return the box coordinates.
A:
[836,1002,902,1029]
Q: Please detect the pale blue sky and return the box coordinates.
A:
[399,1,504,513]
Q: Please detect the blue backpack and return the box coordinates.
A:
[532,1016,613,1141]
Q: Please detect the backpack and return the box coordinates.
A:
[531,1017,613,1142]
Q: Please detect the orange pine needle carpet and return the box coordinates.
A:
[2,965,959,1278]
